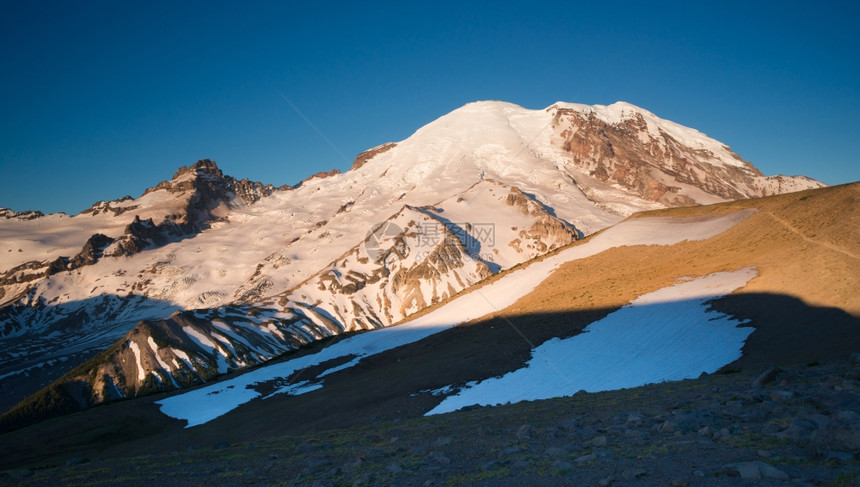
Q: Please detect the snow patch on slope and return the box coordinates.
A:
[426,268,757,415]
[128,341,145,382]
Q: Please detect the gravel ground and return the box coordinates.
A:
[6,356,859,486]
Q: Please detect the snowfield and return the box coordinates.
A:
[425,267,757,415]
[156,210,754,427]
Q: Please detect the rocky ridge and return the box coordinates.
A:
[0,209,46,220]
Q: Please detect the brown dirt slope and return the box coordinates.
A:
[498,182,859,369]
[507,181,859,317]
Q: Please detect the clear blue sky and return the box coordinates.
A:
[2,1,858,214]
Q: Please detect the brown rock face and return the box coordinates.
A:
[69,234,114,268]
[172,158,224,179]
[0,209,45,220]
[550,106,792,205]
[80,197,138,217]
[233,178,281,204]
[146,159,279,206]
[351,142,397,171]
[1,233,115,290]
[106,216,187,257]
[298,169,342,187]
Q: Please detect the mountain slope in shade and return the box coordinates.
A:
[0,101,825,421]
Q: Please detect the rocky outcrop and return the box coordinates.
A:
[68,234,114,268]
[104,216,188,257]
[757,174,826,196]
[234,178,286,203]
[0,209,45,220]
[170,160,275,221]
[0,302,312,417]
[296,169,342,187]
[4,160,281,284]
[0,261,51,287]
[80,197,137,217]
[55,312,301,407]
[549,104,824,205]
[271,205,496,332]
[0,159,284,346]
[1,233,115,296]
[145,159,280,208]
[351,142,397,171]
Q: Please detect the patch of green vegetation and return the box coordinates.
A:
[0,382,83,433]
[638,442,670,458]
[445,465,512,486]
[829,471,858,486]
[765,455,818,467]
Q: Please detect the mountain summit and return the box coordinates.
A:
[0,100,824,425]
[346,100,821,213]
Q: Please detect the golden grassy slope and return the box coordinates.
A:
[500,182,859,320]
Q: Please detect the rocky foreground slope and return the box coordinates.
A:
[4,357,859,486]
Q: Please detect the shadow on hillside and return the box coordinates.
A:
[521,190,585,238]
[188,292,859,440]
[712,293,860,371]
[0,293,181,414]
[417,209,502,273]
[0,292,856,470]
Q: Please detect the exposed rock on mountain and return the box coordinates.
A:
[351,142,397,171]
[297,169,342,188]
[0,209,45,221]
[81,196,137,217]
[147,158,281,223]
[548,102,824,205]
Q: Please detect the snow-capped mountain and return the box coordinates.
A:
[0,100,823,417]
